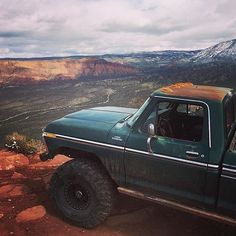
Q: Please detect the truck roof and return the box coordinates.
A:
[152,83,233,102]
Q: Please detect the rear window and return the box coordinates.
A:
[176,104,204,117]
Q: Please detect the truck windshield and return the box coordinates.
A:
[127,97,151,127]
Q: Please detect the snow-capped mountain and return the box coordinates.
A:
[101,39,236,67]
[102,50,199,68]
[191,39,236,63]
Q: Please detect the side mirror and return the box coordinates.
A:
[148,123,155,136]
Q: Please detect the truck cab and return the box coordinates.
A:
[41,83,236,227]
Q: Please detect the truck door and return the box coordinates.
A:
[124,98,210,206]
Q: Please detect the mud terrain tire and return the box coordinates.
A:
[49,158,116,228]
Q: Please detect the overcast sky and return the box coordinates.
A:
[0,0,235,58]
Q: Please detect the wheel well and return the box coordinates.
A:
[55,147,118,187]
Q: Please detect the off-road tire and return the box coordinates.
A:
[49,158,117,228]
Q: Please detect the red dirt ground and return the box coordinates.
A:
[0,150,236,236]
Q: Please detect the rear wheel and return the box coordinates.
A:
[49,158,116,228]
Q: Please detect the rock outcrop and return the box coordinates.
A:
[0,150,69,179]
[15,205,46,223]
[0,184,29,199]
[0,58,138,86]
[0,149,71,191]
[18,154,70,178]
[11,172,27,180]
[0,151,29,179]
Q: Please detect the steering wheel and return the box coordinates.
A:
[157,117,174,138]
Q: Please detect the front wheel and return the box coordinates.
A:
[49,158,116,228]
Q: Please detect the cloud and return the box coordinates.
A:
[0,0,235,57]
[0,31,29,38]
[101,20,188,36]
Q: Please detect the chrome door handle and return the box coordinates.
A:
[147,136,155,153]
[186,151,199,158]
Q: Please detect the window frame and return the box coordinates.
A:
[135,96,211,148]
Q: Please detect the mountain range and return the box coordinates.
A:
[101,39,236,67]
[0,38,236,87]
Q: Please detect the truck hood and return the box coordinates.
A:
[45,106,137,143]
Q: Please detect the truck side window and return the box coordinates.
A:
[141,102,171,133]
[141,101,204,142]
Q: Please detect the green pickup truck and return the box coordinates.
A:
[41,83,236,228]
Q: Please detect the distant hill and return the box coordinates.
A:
[0,58,138,86]
[101,50,200,69]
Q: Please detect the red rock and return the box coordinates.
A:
[0,181,11,186]
[0,150,16,157]
[29,153,41,164]
[11,172,27,180]
[30,154,69,169]
[0,158,15,179]
[5,154,29,169]
[0,212,3,219]
[0,151,29,179]
[0,184,29,199]
[15,205,46,223]
[0,59,138,86]
[21,155,70,177]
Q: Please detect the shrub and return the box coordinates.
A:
[5,132,43,155]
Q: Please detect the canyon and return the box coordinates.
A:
[0,58,138,86]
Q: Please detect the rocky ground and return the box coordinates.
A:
[0,149,236,236]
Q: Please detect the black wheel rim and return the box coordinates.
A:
[64,180,91,210]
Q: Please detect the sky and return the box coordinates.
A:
[0,0,236,58]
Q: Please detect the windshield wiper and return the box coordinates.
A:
[124,114,133,121]
[118,114,133,124]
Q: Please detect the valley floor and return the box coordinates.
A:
[0,78,160,146]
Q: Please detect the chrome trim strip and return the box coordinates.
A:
[221,174,236,180]
[208,164,219,169]
[118,187,236,225]
[45,132,211,168]
[45,132,125,151]
[223,164,236,169]
[154,96,212,148]
[222,167,236,173]
[56,134,125,150]
[125,148,207,167]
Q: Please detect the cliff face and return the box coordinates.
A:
[0,58,138,86]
